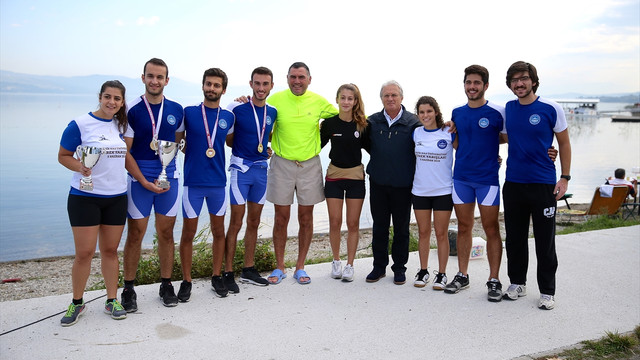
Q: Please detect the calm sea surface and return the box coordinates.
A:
[0,93,638,261]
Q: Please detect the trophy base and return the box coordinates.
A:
[79,182,94,191]
[156,179,170,189]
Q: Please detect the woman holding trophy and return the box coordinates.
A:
[57,80,129,326]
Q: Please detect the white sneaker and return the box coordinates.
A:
[538,294,555,310]
[342,264,354,282]
[331,260,342,279]
[432,271,448,290]
[503,284,527,300]
[413,269,430,288]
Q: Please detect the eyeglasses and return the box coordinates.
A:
[510,76,531,84]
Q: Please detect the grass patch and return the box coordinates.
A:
[388,227,419,254]
[116,225,275,287]
[543,326,640,359]
[557,215,640,235]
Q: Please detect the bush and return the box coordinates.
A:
[123,224,276,287]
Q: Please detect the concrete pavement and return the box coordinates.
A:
[1,225,638,359]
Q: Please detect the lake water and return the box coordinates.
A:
[0,93,638,261]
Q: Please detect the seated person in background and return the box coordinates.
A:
[606,168,637,198]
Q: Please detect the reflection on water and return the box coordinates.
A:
[1,95,638,261]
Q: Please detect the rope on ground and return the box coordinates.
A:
[0,293,107,336]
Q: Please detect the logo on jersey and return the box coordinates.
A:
[437,139,447,149]
[543,206,556,218]
[99,135,107,141]
[354,131,360,138]
[219,119,228,129]
[266,116,272,126]
[529,114,541,125]
[167,115,177,125]
[478,118,489,128]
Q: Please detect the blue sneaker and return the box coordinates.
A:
[60,302,85,327]
[104,300,127,320]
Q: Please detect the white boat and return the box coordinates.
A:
[553,98,600,117]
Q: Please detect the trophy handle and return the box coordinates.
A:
[178,138,186,151]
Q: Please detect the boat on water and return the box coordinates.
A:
[554,98,600,117]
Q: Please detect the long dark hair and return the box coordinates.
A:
[99,80,128,134]
[414,96,444,129]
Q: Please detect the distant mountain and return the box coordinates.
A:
[0,70,248,103]
[0,70,201,98]
[547,92,640,103]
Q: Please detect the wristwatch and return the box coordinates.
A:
[560,175,571,181]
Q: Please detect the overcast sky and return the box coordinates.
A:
[1,0,638,113]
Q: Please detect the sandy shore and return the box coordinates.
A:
[0,206,584,302]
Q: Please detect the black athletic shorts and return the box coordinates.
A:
[324,179,366,199]
[67,194,128,226]
[412,194,453,211]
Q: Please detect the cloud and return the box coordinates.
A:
[136,16,160,26]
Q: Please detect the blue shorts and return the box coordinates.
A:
[127,177,180,219]
[229,166,267,205]
[183,186,227,218]
[452,179,500,206]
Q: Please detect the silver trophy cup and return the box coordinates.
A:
[156,140,184,189]
[75,146,102,191]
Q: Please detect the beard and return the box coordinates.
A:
[253,92,267,101]
[466,88,485,101]
[512,85,533,99]
[204,92,221,102]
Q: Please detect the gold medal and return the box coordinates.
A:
[150,139,158,151]
[258,144,264,153]
[206,148,215,158]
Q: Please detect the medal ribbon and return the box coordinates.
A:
[142,95,164,144]
[201,103,220,151]
[250,99,267,150]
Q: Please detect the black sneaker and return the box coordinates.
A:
[223,271,240,294]
[121,287,138,313]
[365,267,386,283]
[444,272,470,294]
[211,275,228,298]
[393,271,406,285]
[159,282,178,307]
[486,279,503,302]
[240,267,269,286]
[177,281,192,302]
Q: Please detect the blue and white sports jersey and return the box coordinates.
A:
[503,96,567,184]
[183,103,235,187]
[60,112,127,196]
[124,95,184,178]
[452,101,505,185]
[227,101,277,167]
[412,126,455,197]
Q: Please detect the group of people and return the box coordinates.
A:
[58,59,571,327]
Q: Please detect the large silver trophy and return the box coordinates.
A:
[75,146,102,191]
[156,139,185,189]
